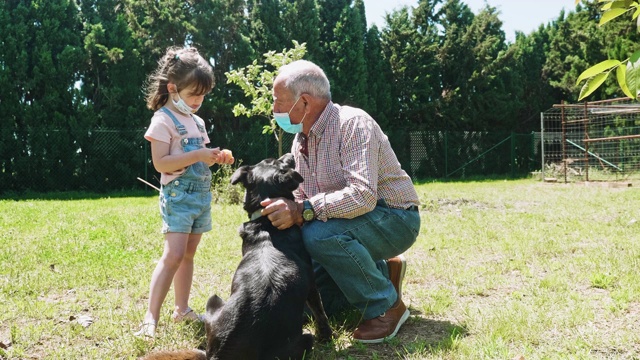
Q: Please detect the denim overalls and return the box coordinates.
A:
[158,107,212,234]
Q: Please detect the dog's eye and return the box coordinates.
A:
[279,169,287,174]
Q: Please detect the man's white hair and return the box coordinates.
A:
[277,60,331,101]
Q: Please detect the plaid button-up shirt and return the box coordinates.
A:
[292,102,419,221]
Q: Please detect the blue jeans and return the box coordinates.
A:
[302,201,420,320]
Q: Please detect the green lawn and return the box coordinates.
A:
[1,179,639,359]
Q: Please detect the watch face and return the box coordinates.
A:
[303,209,314,221]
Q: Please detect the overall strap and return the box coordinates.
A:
[160,107,187,135]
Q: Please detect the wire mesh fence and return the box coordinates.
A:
[541,98,640,183]
[0,126,538,195]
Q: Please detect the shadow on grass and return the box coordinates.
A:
[145,307,467,360]
[0,189,157,201]
[311,307,468,359]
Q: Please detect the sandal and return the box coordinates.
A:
[134,321,156,338]
[172,307,203,323]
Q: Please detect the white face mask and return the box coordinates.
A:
[172,91,200,115]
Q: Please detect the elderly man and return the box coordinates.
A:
[260,60,421,343]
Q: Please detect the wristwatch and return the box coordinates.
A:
[302,200,315,222]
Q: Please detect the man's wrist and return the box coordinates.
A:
[295,200,304,226]
[302,200,315,222]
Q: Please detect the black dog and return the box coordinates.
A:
[143,154,332,360]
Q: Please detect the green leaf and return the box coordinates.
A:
[626,56,640,98]
[600,8,628,26]
[576,59,621,84]
[609,0,634,9]
[616,63,635,98]
[578,72,610,101]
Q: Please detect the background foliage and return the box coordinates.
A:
[2,0,639,193]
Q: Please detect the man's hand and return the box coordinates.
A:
[260,197,303,230]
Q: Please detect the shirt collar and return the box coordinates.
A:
[308,101,337,139]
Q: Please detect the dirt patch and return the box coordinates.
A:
[423,198,492,213]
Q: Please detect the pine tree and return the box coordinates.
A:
[364,25,393,129]
[316,0,350,79]
[331,0,367,106]
[192,0,255,129]
[282,0,322,62]
[248,0,288,56]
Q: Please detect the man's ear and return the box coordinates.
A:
[300,94,310,109]
[230,165,253,186]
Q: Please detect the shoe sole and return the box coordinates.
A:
[353,308,410,344]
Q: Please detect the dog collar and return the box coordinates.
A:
[250,209,263,221]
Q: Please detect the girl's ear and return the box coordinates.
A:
[167,83,177,94]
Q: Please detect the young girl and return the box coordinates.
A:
[136,46,234,337]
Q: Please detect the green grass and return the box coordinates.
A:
[1,179,640,359]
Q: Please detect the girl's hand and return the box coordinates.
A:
[219,149,235,164]
[200,147,220,167]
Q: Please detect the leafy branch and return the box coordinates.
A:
[576,0,640,100]
[225,41,307,155]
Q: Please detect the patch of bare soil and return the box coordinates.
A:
[424,198,492,213]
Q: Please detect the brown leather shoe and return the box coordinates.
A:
[387,254,406,300]
[352,299,410,343]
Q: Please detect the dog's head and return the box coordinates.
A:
[230,153,303,217]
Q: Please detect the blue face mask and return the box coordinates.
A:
[274,97,305,134]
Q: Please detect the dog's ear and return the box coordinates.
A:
[230,165,253,186]
[279,153,296,169]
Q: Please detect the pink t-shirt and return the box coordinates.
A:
[144,108,211,185]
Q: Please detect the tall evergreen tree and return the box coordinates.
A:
[507,27,557,131]
[543,3,603,102]
[437,0,475,129]
[81,0,148,128]
[463,6,514,130]
[192,0,255,129]
[2,0,84,190]
[383,0,441,129]
[316,0,350,79]
[331,0,367,106]
[364,25,394,129]
[248,0,288,55]
[281,0,322,63]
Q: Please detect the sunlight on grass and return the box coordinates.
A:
[2,179,640,359]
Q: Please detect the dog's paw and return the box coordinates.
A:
[316,328,334,344]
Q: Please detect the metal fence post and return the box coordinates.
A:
[444,131,449,178]
[540,112,545,181]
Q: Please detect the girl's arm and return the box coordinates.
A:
[149,139,221,173]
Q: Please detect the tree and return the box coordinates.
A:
[191,0,255,130]
[1,0,85,191]
[225,41,307,156]
[281,0,322,62]
[437,0,476,129]
[248,0,288,56]
[331,0,368,106]
[316,0,350,80]
[364,25,393,129]
[463,6,516,130]
[507,27,557,131]
[382,0,441,129]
